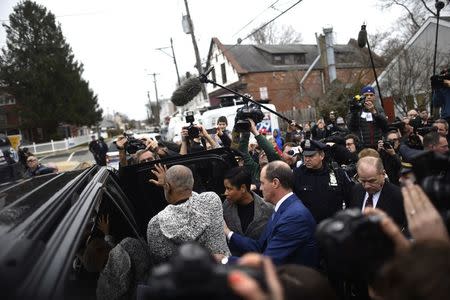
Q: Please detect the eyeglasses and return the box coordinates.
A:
[27,159,37,163]
[345,142,355,146]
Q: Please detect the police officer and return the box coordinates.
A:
[293,139,353,224]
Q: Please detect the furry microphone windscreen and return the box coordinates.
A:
[170,77,203,106]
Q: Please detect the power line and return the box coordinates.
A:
[227,0,304,53]
[232,0,280,38]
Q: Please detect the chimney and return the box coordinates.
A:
[323,26,336,83]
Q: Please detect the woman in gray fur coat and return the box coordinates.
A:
[146,164,230,265]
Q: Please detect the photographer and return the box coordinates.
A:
[116,135,176,167]
[237,119,281,189]
[348,86,389,149]
[179,124,218,155]
[377,131,402,185]
[432,67,450,123]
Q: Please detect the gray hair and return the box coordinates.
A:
[166,165,194,192]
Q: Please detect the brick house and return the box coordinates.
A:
[0,91,20,136]
[205,29,384,120]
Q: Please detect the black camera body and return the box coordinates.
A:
[416,126,437,136]
[382,140,393,150]
[316,209,394,281]
[183,111,200,139]
[411,151,450,211]
[234,103,265,132]
[122,133,146,154]
[137,242,266,300]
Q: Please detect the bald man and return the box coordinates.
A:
[350,157,405,227]
[147,164,230,264]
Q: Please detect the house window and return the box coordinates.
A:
[0,95,16,106]
[215,54,218,62]
[211,68,217,87]
[260,87,268,100]
[273,55,284,65]
[0,113,6,126]
[221,63,227,84]
[294,54,306,64]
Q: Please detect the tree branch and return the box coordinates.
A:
[392,0,422,28]
[420,0,437,16]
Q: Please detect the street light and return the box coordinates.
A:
[155,38,181,86]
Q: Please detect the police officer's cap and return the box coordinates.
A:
[301,139,326,156]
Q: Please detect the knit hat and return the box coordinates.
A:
[361,86,375,94]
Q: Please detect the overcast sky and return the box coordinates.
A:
[0,0,409,120]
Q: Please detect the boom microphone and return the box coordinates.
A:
[358,24,367,48]
[170,76,203,106]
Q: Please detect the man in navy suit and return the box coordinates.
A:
[223,161,319,267]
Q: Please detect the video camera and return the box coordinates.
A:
[234,103,265,132]
[182,111,200,139]
[316,208,394,282]
[349,95,366,111]
[410,151,450,211]
[137,242,266,300]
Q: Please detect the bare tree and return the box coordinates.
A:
[250,22,302,45]
[379,45,450,114]
[377,0,442,38]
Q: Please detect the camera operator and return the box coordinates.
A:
[432,67,450,123]
[281,142,302,169]
[293,139,353,224]
[115,135,176,167]
[237,119,281,190]
[377,131,402,185]
[284,121,303,144]
[179,124,218,155]
[347,86,389,149]
[311,118,329,141]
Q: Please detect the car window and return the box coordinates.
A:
[64,187,141,299]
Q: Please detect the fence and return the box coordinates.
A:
[22,134,97,155]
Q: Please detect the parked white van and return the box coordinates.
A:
[199,102,280,135]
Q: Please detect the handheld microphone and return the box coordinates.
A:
[170,77,203,106]
[357,24,367,48]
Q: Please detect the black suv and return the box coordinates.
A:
[0,147,238,299]
[0,134,21,183]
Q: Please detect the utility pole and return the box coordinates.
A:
[148,73,160,126]
[155,38,181,86]
[183,0,208,100]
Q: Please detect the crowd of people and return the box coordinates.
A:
[88,82,450,300]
